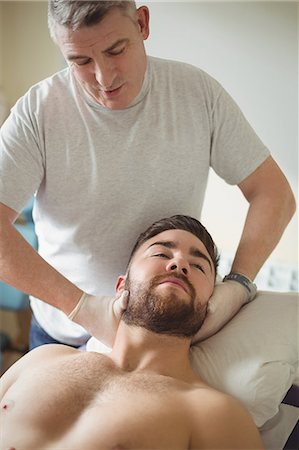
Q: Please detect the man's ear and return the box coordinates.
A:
[136,6,150,40]
[115,275,126,293]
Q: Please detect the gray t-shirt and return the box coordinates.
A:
[0,56,270,344]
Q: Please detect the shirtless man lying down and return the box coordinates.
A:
[0,215,264,450]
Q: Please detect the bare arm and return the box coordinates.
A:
[192,156,296,343]
[232,155,296,279]
[0,202,128,345]
[0,202,82,315]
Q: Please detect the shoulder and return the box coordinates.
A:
[148,55,217,84]
[12,343,77,369]
[0,344,77,398]
[4,68,75,136]
[148,55,202,74]
[148,56,223,106]
[11,68,72,113]
[188,387,264,449]
[29,68,71,95]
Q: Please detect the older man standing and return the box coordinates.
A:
[0,1,295,349]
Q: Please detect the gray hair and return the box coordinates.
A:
[48,0,137,40]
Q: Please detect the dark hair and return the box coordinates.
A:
[128,215,219,276]
[48,0,136,39]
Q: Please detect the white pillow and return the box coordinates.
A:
[190,291,298,427]
[87,291,298,428]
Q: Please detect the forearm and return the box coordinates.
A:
[194,158,295,343]
[233,159,296,280]
[0,220,82,315]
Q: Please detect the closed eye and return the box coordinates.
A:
[152,253,170,259]
[191,263,205,273]
[107,46,126,56]
[74,58,92,66]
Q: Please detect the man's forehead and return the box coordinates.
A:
[138,229,210,257]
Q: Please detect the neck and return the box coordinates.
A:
[109,321,199,383]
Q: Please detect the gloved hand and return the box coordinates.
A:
[68,290,129,347]
[192,280,249,344]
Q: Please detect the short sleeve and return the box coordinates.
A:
[210,86,270,185]
[0,92,45,213]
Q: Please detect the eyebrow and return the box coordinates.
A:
[66,39,129,62]
[67,54,90,62]
[104,38,129,53]
[189,246,213,271]
[147,240,213,272]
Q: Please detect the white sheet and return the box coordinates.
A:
[260,404,299,450]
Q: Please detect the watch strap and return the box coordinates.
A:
[223,272,257,303]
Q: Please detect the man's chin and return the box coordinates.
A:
[155,283,191,301]
[123,277,205,338]
[83,83,136,110]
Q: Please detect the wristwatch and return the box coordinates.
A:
[223,272,257,303]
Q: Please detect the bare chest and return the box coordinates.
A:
[1,354,192,449]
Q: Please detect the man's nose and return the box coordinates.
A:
[94,60,116,89]
[166,258,189,276]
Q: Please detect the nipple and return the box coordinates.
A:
[1,399,15,411]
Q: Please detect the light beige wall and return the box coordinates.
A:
[0,2,3,86]
[145,1,298,265]
[2,1,62,108]
[0,2,8,125]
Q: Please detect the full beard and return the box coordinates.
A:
[122,273,207,338]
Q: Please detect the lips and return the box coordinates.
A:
[102,85,123,98]
[158,277,190,294]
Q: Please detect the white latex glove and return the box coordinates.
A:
[68,290,129,347]
[192,281,249,344]
[86,336,111,354]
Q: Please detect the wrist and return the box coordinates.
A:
[68,291,89,320]
[223,272,257,303]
